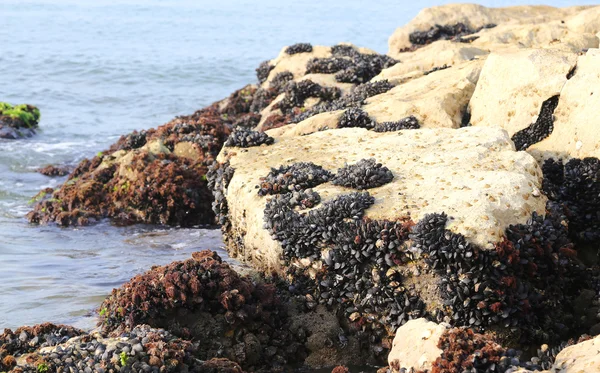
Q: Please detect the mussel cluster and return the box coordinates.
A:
[276,80,341,115]
[373,116,420,132]
[285,42,313,55]
[306,44,398,84]
[408,23,496,46]
[411,206,591,344]
[543,157,600,243]
[338,108,375,129]
[257,162,332,196]
[331,158,394,190]
[256,60,275,84]
[338,107,421,132]
[511,95,560,151]
[262,186,427,346]
[224,128,275,148]
[207,161,235,226]
[292,80,396,123]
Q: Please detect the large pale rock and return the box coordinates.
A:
[387,319,446,372]
[374,41,489,83]
[551,335,600,373]
[470,48,577,136]
[217,126,545,272]
[529,49,600,161]
[364,60,483,128]
[387,4,592,57]
[470,47,600,161]
[468,21,599,52]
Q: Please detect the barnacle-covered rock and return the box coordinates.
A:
[0,102,40,139]
[387,319,600,373]
[331,159,394,190]
[36,165,71,177]
[99,250,306,370]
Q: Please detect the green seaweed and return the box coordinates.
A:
[119,351,129,366]
[28,191,48,205]
[0,102,41,128]
[37,363,49,373]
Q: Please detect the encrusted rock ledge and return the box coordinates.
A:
[16,2,600,373]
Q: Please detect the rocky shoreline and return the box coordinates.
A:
[4,3,600,373]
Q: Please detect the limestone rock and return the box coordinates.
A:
[470,48,577,137]
[551,335,600,372]
[470,47,600,161]
[529,48,600,161]
[375,41,489,83]
[387,319,446,372]
[364,60,482,128]
[387,4,592,57]
[216,126,545,272]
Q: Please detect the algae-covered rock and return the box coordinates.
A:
[0,102,40,139]
[26,87,258,227]
[98,250,306,371]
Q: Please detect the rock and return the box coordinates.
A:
[529,49,600,161]
[470,47,600,162]
[387,318,446,372]
[551,334,600,372]
[387,4,593,57]
[363,60,482,128]
[216,126,544,272]
[375,40,488,83]
[470,48,577,149]
[0,102,40,139]
[37,165,72,177]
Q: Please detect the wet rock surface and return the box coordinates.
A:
[0,102,40,139]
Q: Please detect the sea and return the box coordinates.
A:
[0,0,596,331]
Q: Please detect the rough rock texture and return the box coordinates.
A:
[387,319,446,372]
[0,102,40,139]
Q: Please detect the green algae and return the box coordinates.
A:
[0,102,41,128]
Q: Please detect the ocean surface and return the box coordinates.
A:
[0,0,597,331]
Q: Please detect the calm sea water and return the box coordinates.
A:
[0,0,597,330]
